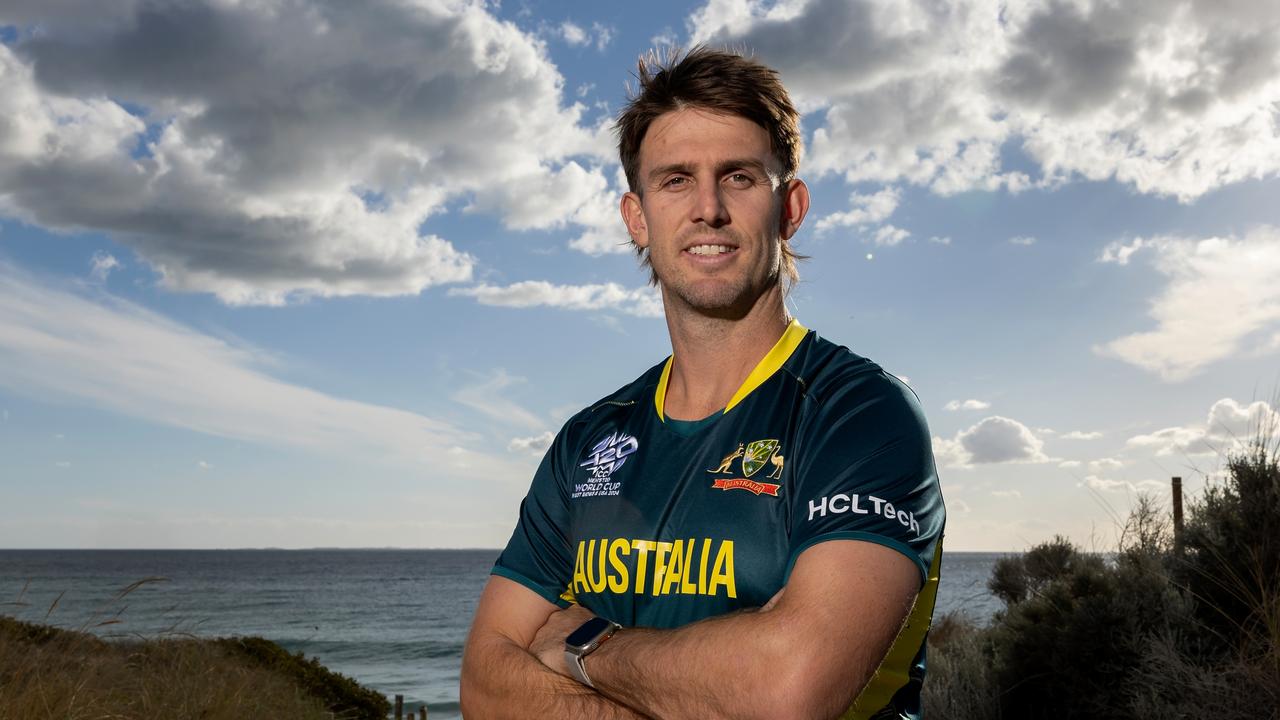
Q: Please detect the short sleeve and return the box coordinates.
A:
[492,425,576,607]
[787,372,945,584]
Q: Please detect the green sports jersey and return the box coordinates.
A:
[494,320,946,719]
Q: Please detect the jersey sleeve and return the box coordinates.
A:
[787,371,944,585]
[491,425,577,608]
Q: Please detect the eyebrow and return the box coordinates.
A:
[646,158,773,184]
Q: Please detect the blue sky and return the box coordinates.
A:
[1,0,1278,551]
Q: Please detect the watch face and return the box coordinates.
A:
[566,616,614,651]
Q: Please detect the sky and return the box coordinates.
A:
[1,0,1279,551]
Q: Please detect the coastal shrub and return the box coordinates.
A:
[921,612,1000,720]
[0,616,339,720]
[1177,431,1280,658]
[218,635,392,719]
[924,426,1280,719]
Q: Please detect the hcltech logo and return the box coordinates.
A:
[574,431,638,498]
[707,438,784,497]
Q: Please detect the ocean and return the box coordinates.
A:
[0,549,1007,719]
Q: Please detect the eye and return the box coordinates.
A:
[725,172,754,187]
[662,175,690,189]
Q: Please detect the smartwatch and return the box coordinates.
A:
[564,616,621,688]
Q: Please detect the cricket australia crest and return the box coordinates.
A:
[707,438,784,496]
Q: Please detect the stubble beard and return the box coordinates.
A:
[655,228,784,320]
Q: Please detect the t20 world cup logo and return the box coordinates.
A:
[580,432,639,480]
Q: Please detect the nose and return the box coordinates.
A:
[690,181,730,228]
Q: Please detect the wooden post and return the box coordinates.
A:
[421,704,428,719]
[1172,476,1184,555]
[394,694,404,720]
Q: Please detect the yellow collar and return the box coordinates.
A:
[654,319,809,422]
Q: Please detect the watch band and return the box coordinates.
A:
[564,618,620,688]
[566,649,594,687]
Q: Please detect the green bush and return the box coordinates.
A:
[216,636,391,720]
[925,429,1280,719]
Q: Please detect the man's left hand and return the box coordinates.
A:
[530,603,596,676]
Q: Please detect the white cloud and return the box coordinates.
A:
[0,2,617,304]
[1009,235,1037,246]
[90,251,121,281]
[1058,460,1083,468]
[873,224,911,247]
[945,399,991,411]
[1096,227,1280,380]
[0,262,477,464]
[1126,398,1280,457]
[1088,457,1125,472]
[816,187,900,233]
[1082,475,1166,495]
[991,489,1021,498]
[558,21,613,51]
[1061,430,1103,440]
[197,460,212,470]
[560,21,589,46]
[933,415,1052,467]
[509,431,556,454]
[450,281,663,318]
[928,236,952,245]
[453,370,545,431]
[687,0,1280,201]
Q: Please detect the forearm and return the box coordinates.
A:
[460,634,650,720]
[587,608,845,720]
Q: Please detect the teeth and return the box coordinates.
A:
[687,244,733,256]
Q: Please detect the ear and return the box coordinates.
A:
[620,191,649,249]
[778,179,810,241]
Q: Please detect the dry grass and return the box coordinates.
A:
[0,616,337,720]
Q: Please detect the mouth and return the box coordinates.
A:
[683,242,739,257]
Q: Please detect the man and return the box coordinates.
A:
[460,47,945,720]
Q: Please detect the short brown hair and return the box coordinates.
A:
[616,46,805,287]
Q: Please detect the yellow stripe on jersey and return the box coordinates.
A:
[654,318,809,421]
[842,539,944,719]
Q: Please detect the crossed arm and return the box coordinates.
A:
[459,539,920,720]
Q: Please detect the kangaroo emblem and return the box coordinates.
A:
[709,444,745,474]
[766,454,784,480]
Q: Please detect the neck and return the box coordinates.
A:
[660,284,791,420]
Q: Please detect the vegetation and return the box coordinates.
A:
[925,427,1280,719]
[0,615,390,720]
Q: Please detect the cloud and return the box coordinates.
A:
[1058,460,1082,468]
[816,187,900,233]
[450,281,663,317]
[1126,398,1280,457]
[0,2,616,304]
[872,224,911,247]
[945,398,991,411]
[1096,227,1280,380]
[1061,430,1103,440]
[991,489,1021,498]
[452,369,545,431]
[558,21,613,51]
[0,261,476,464]
[933,415,1052,467]
[1082,475,1166,495]
[688,0,1280,201]
[89,251,121,281]
[1009,235,1037,246]
[509,431,556,454]
[1088,457,1125,472]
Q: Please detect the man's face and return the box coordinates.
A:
[621,107,806,317]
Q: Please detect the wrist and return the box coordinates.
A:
[564,616,621,688]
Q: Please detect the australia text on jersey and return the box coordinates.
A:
[572,537,737,599]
